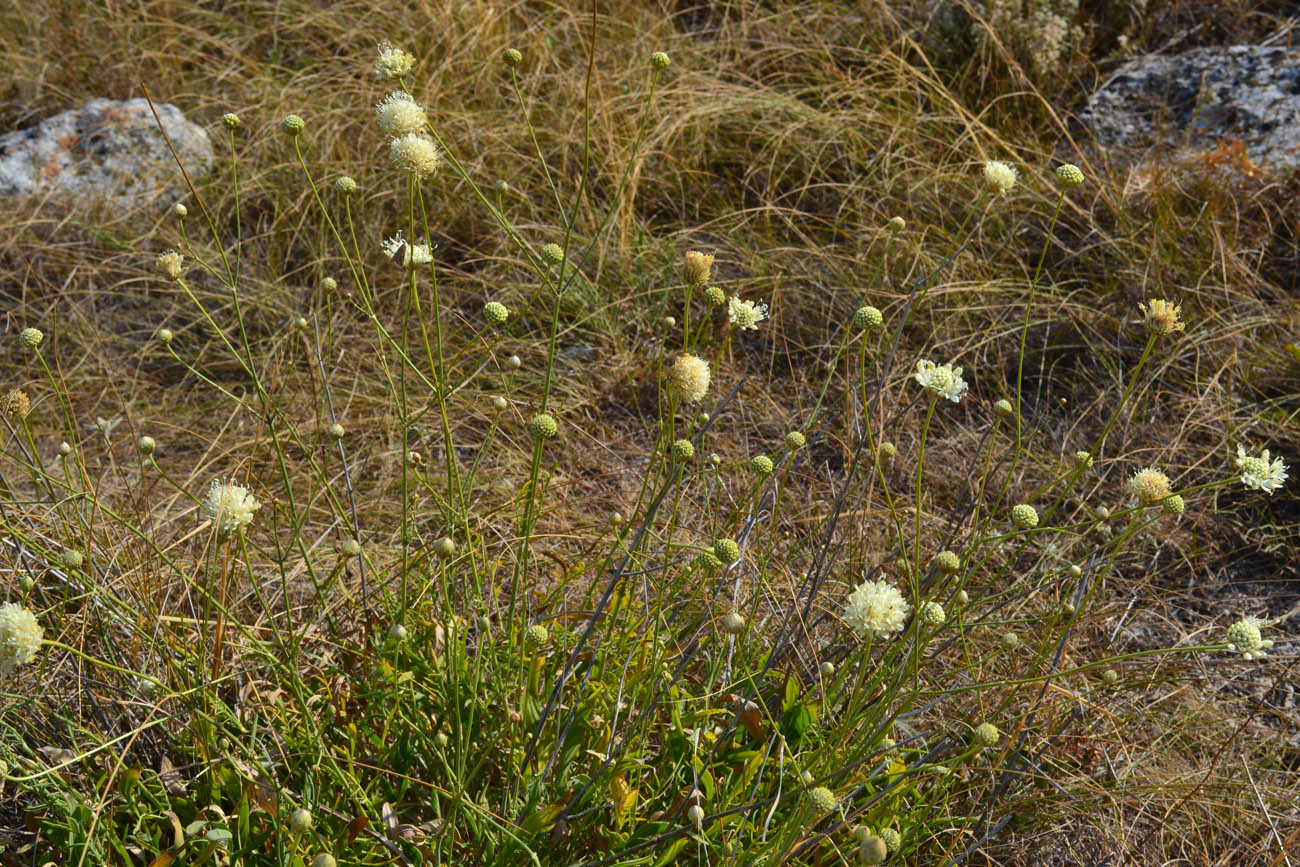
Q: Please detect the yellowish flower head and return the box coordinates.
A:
[683,251,714,286]
[375,42,415,79]
[0,602,43,676]
[156,250,184,280]
[844,579,910,639]
[1225,616,1272,660]
[914,359,968,403]
[1138,299,1184,336]
[728,296,769,330]
[1234,445,1287,494]
[382,231,432,267]
[376,91,427,136]
[983,160,1017,195]
[1127,466,1172,506]
[201,479,260,537]
[668,354,711,403]
[389,133,441,177]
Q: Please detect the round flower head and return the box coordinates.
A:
[387,623,407,642]
[334,176,357,194]
[670,438,695,461]
[919,600,946,626]
[1010,503,1038,530]
[172,202,187,218]
[376,91,428,136]
[221,112,241,129]
[289,808,313,835]
[933,550,960,573]
[852,305,883,330]
[878,441,896,459]
[63,549,86,570]
[878,827,901,854]
[502,47,523,66]
[483,301,509,326]
[808,786,837,813]
[721,612,746,634]
[1234,445,1288,494]
[703,286,726,307]
[983,159,1017,195]
[541,242,565,264]
[1225,616,1272,660]
[844,579,910,640]
[321,276,338,292]
[1056,164,1084,186]
[375,42,415,79]
[819,661,835,679]
[914,359,968,402]
[683,250,714,286]
[156,328,173,345]
[1127,467,1171,506]
[1102,669,1119,685]
[1162,494,1185,515]
[0,602,43,676]
[136,435,155,454]
[19,326,43,348]
[389,133,441,178]
[668,353,711,403]
[993,398,1013,418]
[785,431,806,449]
[1138,299,1184,336]
[1074,450,1094,469]
[382,231,432,267]
[712,538,741,564]
[313,855,337,867]
[281,114,305,135]
[1001,631,1019,648]
[728,296,768,330]
[526,623,549,646]
[695,549,723,571]
[1,389,30,419]
[685,803,704,827]
[750,455,774,475]
[201,479,260,537]
[888,216,906,231]
[650,51,670,69]
[492,395,508,411]
[529,413,558,440]
[156,250,184,280]
[858,835,888,865]
[971,721,1000,748]
[433,536,456,558]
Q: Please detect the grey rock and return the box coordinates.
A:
[1079,44,1300,172]
[0,98,214,206]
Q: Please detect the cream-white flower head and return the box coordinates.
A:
[1127,466,1172,506]
[914,359,968,403]
[983,160,1017,195]
[382,231,433,267]
[668,354,711,403]
[376,91,427,136]
[727,296,769,331]
[388,133,441,177]
[375,42,415,79]
[1234,445,1287,494]
[0,602,43,676]
[844,579,910,639]
[201,479,260,537]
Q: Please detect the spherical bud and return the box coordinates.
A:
[708,453,721,467]
[919,600,945,626]
[503,47,523,66]
[704,286,726,306]
[933,550,960,573]
[433,537,456,559]
[529,413,558,440]
[221,112,241,129]
[852,305,883,330]
[1162,494,1185,515]
[526,623,549,646]
[288,807,313,835]
[888,216,906,231]
[1096,506,1111,521]
[387,623,407,642]
[1225,617,1266,658]
[878,827,901,854]
[670,438,695,461]
[785,431,806,450]
[136,436,156,455]
[327,423,345,440]
[1102,669,1119,685]
[650,51,670,69]
[341,538,362,557]
[1010,503,1038,530]
[19,327,43,348]
[819,661,835,679]
[61,549,84,569]
[712,539,741,564]
[1056,164,1085,186]
[878,441,896,459]
[663,316,676,329]
[18,576,33,592]
[993,398,1014,418]
[609,511,624,525]
[281,114,306,135]
[955,589,969,604]
[156,328,174,345]
[293,317,309,331]
[494,179,510,193]
[721,612,745,634]
[334,176,357,194]
[321,276,338,292]
[541,243,565,264]
[483,301,509,325]
[695,550,722,571]
[58,442,72,457]
[312,855,337,867]
[1061,602,1075,615]
[972,722,1000,748]
[506,354,522,370]
[750,455,774,476]
[1074,450,1094,469]
[493,395,508,411]
[808,786,837,813]
[172,202,187,218]
[406,450,423,466]
[1001,632,1019,648]
[858,835,888,864]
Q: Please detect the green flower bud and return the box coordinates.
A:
[650,51,670,69]
[750,455,774,475]
[852,305,883,330]
[670,438,695,461]
[971,722,999,748]
[433,537,456,558]
[483,301,509,325]
[502,47,523,66]
[785,431,806,449]
[712,538,741,563]
[221,112,241,129]
[1056,164,1084,186]
[529,413,558,440]
[1010,503,1038,530]
[281,114,305,135]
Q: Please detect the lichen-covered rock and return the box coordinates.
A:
[0,98,213,206]
[1079,45,1300,173]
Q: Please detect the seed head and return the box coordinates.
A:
[221,112,241,129]
[721,612,746,634]
[375,42,415,80]
[683,250,714,286]
[844,579,910,639]
[667,354,711,403]
[334,176,357,194]
[1138,299,1184,336]
[878,441,896,459]
[1102,669,1119,685]
[1127,467,1171,506]
[503,47,523,66]
[1056,164,1084,186]
[0,602,43,676]
[808,786,837,813]
[288,808,313,835]
[919,600,946,626]
[281,114,305,135]
[136,435,155,455]
[933,550,960,573]
[376,91,427,136]
[327,423,345,440]
[858,834,888,864]
[201,479,260,537]
[972,722,1000,748]
[529,413,558,440]
[888,216,906,231]
[785,431,806,449]
[156,328,174,345]
[852,305,883,330]
[1,389,30,419]
[1010,503,1038,530]
[650,51,671,69]
[1162,494,1185,515]
[526,623,549,646]
[389,133,441,177]
[483,301,509,325]
[541,242,565,264]
[983,159,1017,195]
[712,538,741,564]
[156,251,184,280]
[704,286,726,306]
[750,455,774,475]
[670,439,695,461]
[993,398,1014,418]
